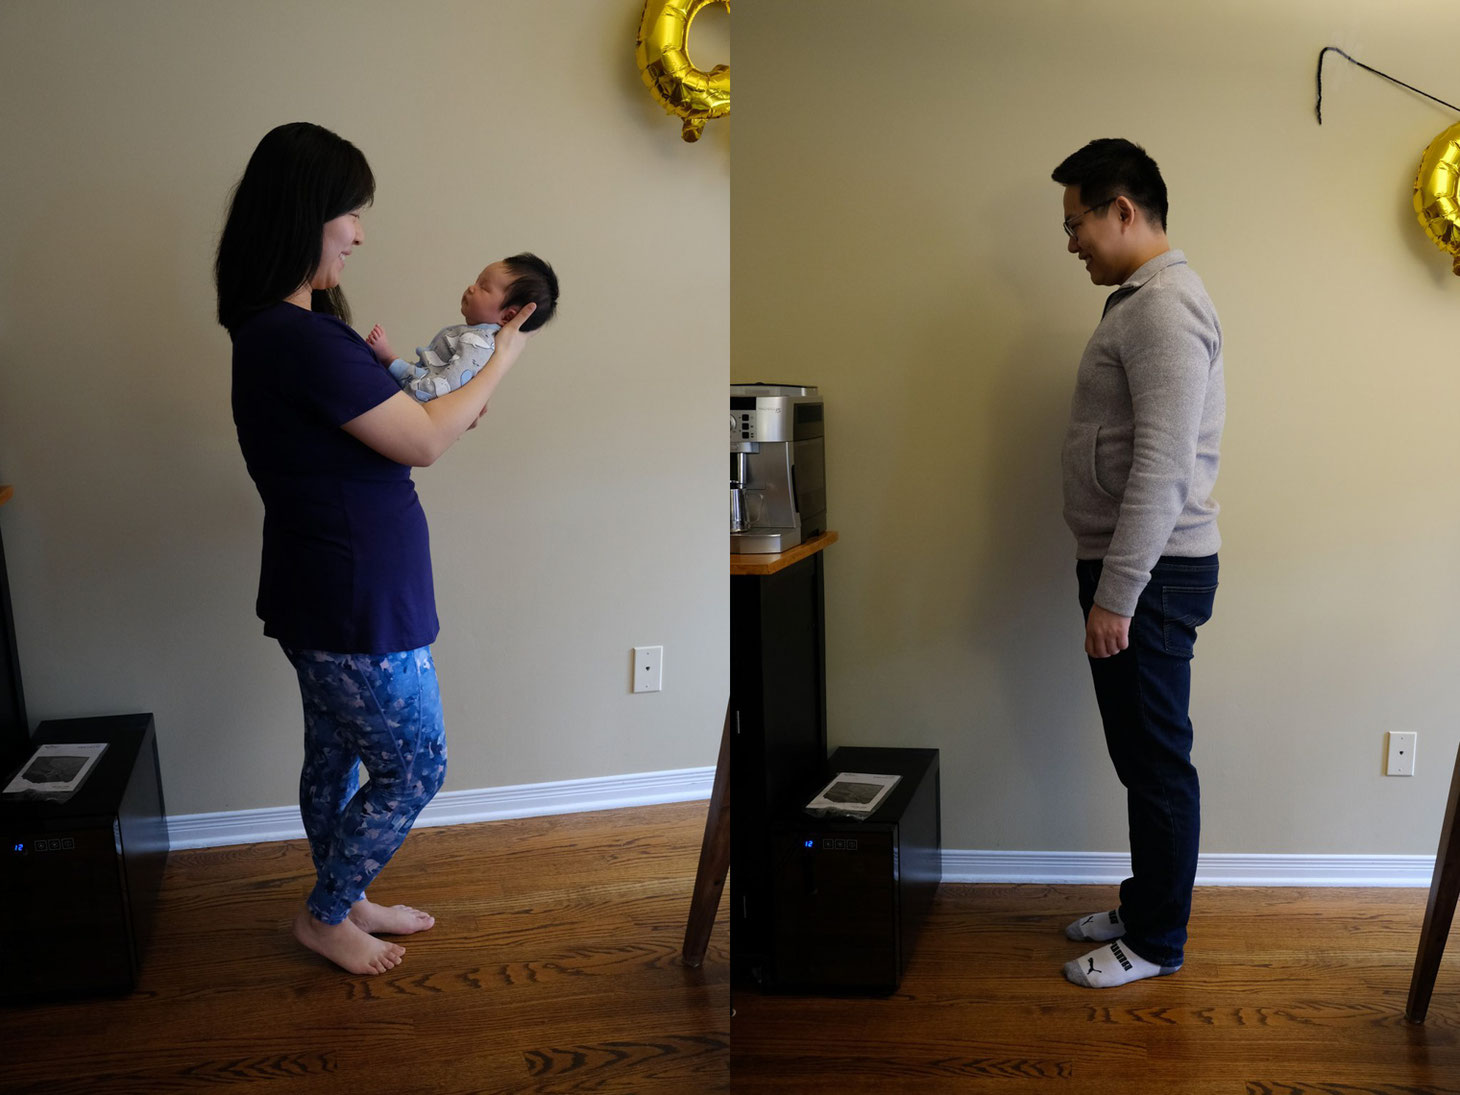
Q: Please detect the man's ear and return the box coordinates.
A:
[1115,195,1137,226]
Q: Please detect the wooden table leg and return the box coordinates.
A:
[682,700,732,968]
[1407,743,1460,1023]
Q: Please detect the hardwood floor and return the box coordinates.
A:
[732,884,1460,1094]
[2,802,729,1095]
[7,803,1457,1094]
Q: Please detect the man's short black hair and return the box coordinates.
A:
[502,252,559,332]
[1051,138,1168,231]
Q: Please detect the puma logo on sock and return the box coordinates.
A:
[1067,908,1125,942]
[1064,940,1168,988]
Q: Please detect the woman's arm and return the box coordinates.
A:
[341,303,536,466]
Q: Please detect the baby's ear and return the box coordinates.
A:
[499,306,518,324]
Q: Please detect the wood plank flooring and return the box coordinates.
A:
[1,802,729,1095]
[732,884,1460,1094]
[7,803,1457,1094]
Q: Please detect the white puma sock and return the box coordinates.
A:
[1065,908,1125,942]
[1063,940,1176,988]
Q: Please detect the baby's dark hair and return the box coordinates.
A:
[502,252,559,332]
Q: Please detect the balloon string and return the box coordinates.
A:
[1316,46,1460,124]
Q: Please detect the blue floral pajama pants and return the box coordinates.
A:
[281,645,447,924]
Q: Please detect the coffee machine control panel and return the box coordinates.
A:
[730,398,794,443]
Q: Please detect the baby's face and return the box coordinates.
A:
[461,261,514,326]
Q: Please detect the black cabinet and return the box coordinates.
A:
[0,713,169,1003]
[770,746,942,995]
[730,535,833,988]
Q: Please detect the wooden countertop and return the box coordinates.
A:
[731,530,838,576]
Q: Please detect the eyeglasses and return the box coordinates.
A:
[1062,197,1117,239]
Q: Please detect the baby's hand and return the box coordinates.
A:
[366,324,394,365]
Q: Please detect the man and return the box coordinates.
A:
[1052,138,1224,988]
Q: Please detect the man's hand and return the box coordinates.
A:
[1085,604,1131,659]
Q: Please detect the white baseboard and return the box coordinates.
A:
[164,765,715,850]
[166,774,1437,887]
[942,849,1436,888]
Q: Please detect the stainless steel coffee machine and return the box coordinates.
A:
[730,384,826,553]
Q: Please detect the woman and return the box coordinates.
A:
[217,122,535,975]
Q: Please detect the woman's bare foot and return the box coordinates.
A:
[292,908,405,975]
[348,897,436,936]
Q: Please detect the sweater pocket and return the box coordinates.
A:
[1063,422,1130,503]
[1091,422,1133,501]
[1062,423,1119,537]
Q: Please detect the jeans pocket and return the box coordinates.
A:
[1161,585,1216,658]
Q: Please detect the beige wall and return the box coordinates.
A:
[733,1,1460,855]
[5,0,1457,860]
[0,1,729,814]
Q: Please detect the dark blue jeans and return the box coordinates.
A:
[1077,554,1218,969]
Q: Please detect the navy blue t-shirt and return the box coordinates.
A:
[231,302,439,654]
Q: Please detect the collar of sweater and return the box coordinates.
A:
[1119,249,1186,291]
[1103,250,1187,316]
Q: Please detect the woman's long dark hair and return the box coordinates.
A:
[215,122,375,333]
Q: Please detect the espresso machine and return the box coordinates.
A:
[730,384,826,553]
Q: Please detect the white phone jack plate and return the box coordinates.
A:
[633,646,663,693]
[1385,731,1417,777]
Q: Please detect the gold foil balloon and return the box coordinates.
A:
[635,0,730,143]
[1414,122,1460,275]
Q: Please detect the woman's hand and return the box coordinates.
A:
[487,303,537,375]
[342,303,536,466]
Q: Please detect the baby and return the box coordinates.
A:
[367,252,558,401]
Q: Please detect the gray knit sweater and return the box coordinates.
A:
[1061,250,1225,616]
